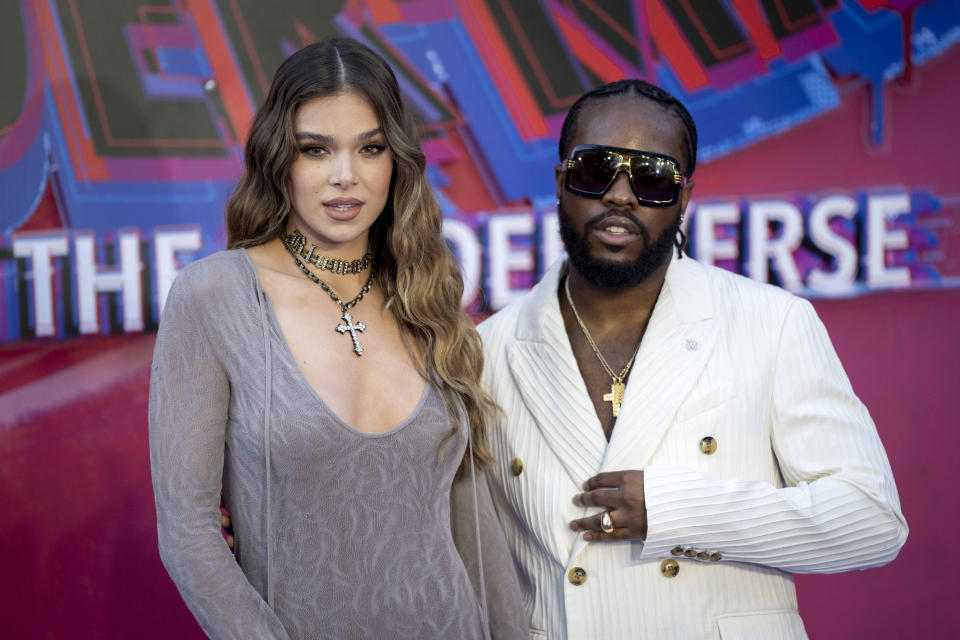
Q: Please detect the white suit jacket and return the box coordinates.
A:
[478,255,907,640]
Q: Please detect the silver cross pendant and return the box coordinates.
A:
[336,310,366,356]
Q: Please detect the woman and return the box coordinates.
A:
[149,38,526,639]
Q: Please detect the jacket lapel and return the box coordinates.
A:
[602,255,717,473]
[506,262,608,487]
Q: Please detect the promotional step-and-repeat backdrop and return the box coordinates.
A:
[2,1,958,637]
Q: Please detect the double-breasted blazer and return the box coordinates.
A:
[478,255,907,640]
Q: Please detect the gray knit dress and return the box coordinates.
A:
[149,250,528,640]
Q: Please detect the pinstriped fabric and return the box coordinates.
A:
[601,285,717,474]
[482,310,577,637]
[640,291,906,574]
[507,342,606,483]
[478,256,907,640]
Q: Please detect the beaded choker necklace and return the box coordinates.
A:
[281,229,373,275]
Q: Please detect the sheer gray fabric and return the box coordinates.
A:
[149,250,527,639]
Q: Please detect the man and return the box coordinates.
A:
[477,79,907,639]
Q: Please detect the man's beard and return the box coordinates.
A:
[558,202,681,290]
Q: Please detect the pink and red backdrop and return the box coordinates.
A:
[1,1,958,637]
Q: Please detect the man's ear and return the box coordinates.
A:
[555,164,565,203]
[679,179,695,214]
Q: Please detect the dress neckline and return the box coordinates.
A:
[239,248,431,439]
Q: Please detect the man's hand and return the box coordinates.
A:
[220,498,235,550]
[570,470,647,541]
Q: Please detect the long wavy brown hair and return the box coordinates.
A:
[226,38,495,472]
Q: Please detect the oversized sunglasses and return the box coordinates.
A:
[562,144,687,207]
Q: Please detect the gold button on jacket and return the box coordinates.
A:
[709,552,723,562]
[660,558,680,578]
[699,436,717,454]
[684,548,698,557]
[510,457,523,476]
[670,546,684,556]
[568,566,587,585]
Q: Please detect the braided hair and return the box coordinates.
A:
[557,79,698,256]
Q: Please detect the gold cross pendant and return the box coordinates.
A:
[603,380,626,417]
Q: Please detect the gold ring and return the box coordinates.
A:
[600,510,615,533]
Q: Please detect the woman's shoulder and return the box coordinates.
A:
[165,249,258,316]
[178,248,248,280]
[175,249,254,292]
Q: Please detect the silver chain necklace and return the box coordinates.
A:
[283,242,374,357]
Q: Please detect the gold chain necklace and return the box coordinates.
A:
[282,229,373,275]
[563,273,641,417]
[281,238,373,357]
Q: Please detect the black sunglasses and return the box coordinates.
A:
[562,144,688,207]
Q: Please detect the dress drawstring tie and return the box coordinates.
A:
[259,288,275,607]
[466,413,491,640]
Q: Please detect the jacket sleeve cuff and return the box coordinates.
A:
[639,465,728,563]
